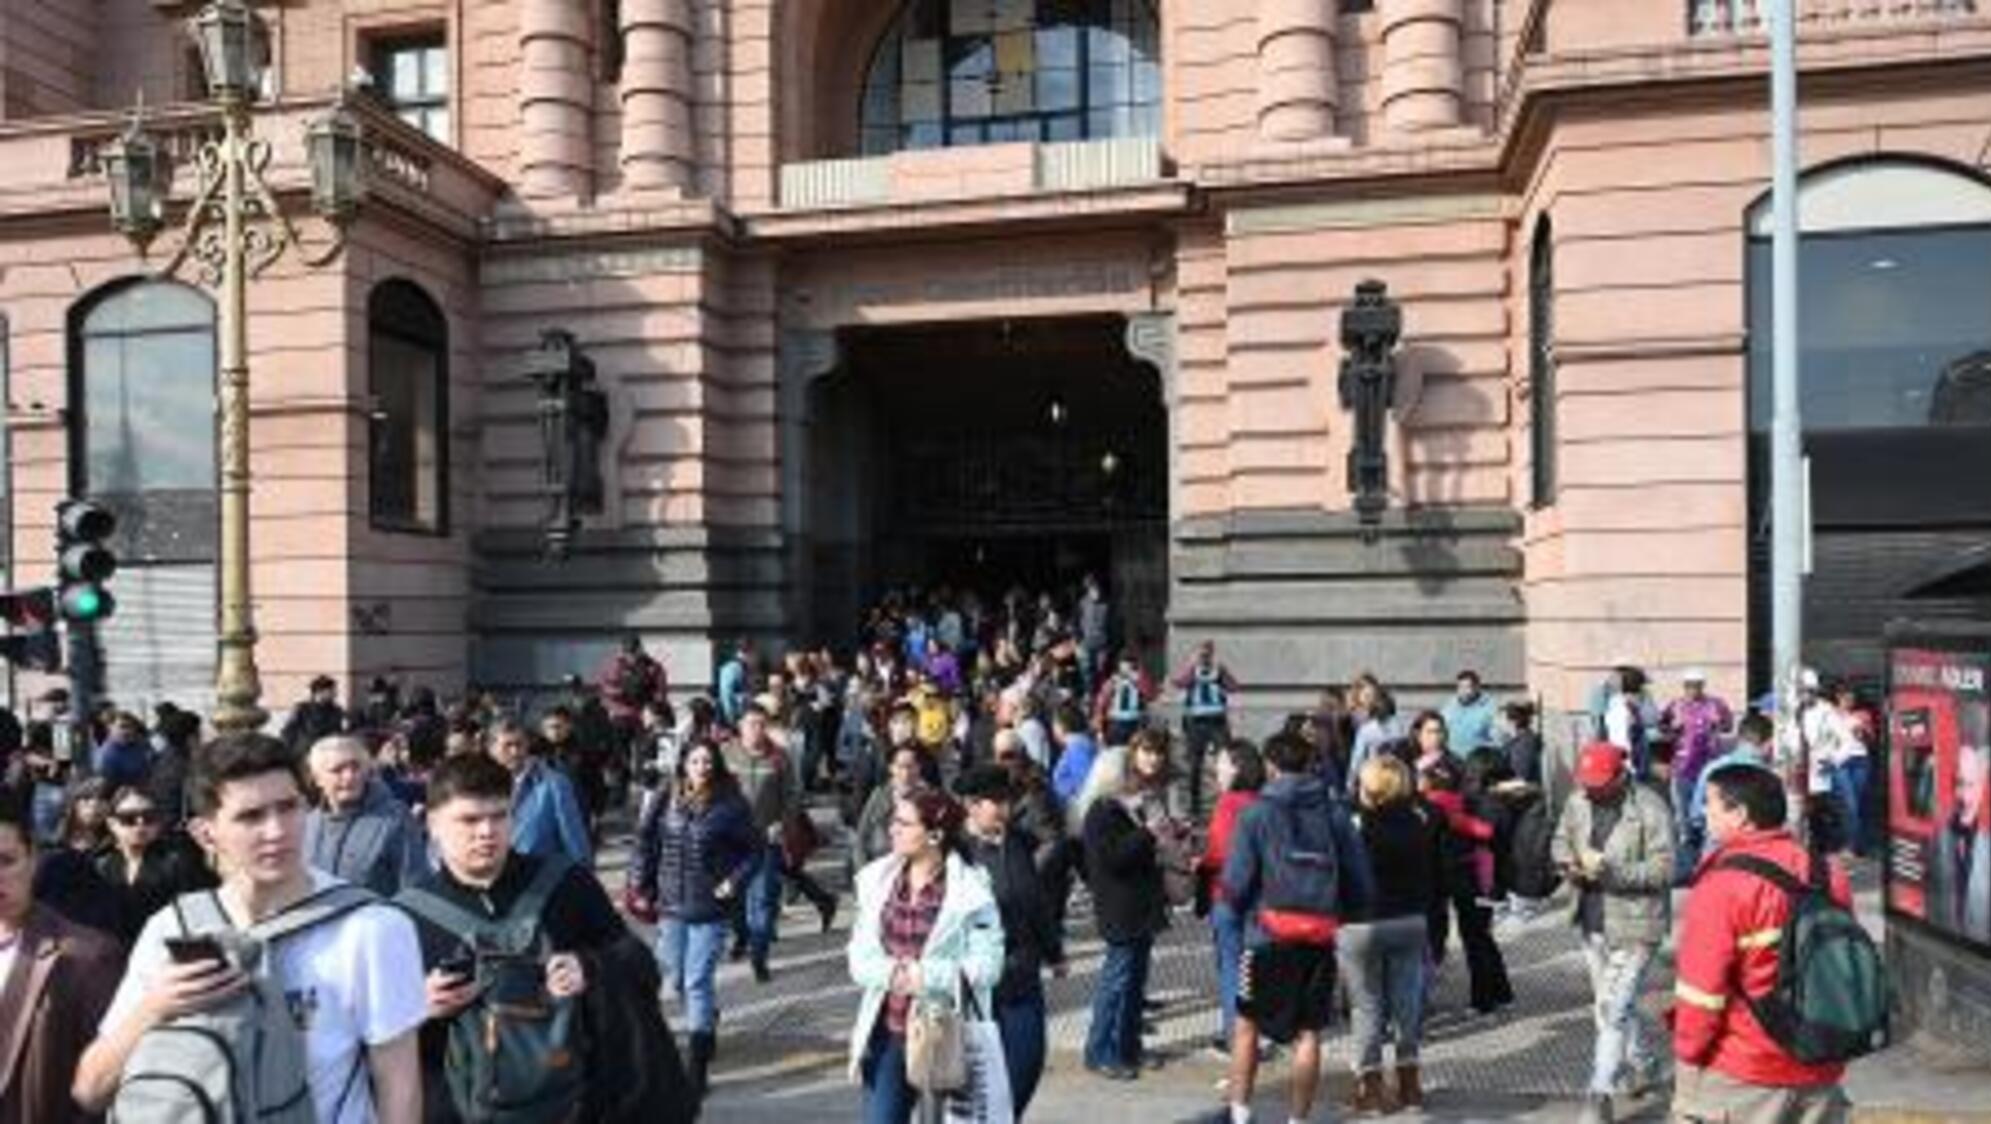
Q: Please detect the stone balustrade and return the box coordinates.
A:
[778,136,1162,209]
[1690,0,1975,36]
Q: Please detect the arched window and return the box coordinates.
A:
[1528,214,1557,509]
[72,280,217,561]
[369,280,449,533]
[859,0,1160,155]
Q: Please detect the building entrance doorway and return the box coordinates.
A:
[803,314,1168,662]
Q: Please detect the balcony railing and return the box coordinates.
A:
[1691,0,1975,36]
[778,136,1162,209]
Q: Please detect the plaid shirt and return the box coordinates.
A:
[880,865,947,1035]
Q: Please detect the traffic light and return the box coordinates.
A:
[0,587,60,672]
[55,499,117,623]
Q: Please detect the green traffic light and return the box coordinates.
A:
[72,588,102,618]
[61,584,112,622]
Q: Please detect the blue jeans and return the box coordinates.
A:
[1834,756,1872,854]
[1338,915,1429,1074]
[744,842,783,963]
[655,917,727,1032]
[1210,901,1245,1044]
[1584,935,1657,1095]
[1085,935,1152,1069]
[997,985,1049,1118]
[860,1024,919,1124]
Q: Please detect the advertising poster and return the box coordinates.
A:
[1887,646,1991,948]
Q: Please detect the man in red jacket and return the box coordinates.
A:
[1672,762,1852,1123]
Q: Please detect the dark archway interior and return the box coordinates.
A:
[804,314,1167,653]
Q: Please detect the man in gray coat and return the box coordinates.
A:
[304,734,428,895]
[1554,742,1676,1124]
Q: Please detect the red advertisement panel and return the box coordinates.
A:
[1887,647,1991,948]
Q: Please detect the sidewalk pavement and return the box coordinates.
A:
[600,815,1991,1122]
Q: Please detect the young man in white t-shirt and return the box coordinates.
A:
[72,732,426,1124]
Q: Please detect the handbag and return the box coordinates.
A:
[940,1010,1014,1124]
[905,983,969,1093]
[781,809,822,867]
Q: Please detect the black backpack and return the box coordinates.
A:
[1716,853,1889,1065]
[397,860,588,1123]
[1508,793,1561,900]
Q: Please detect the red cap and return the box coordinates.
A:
[1576,742,1626,790]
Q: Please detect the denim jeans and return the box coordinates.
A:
[1085,936,1153,1069]
[1337,915,1429,1074]
[997,985,1049,1118]
[655,917,727,1032]
[744,841,784,963]
[1584,934,1657,1095]
[860,1024,919,1124]
[1210,901,1245,1043]
[1834,756,1872,854]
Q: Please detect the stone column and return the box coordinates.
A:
[1256,0,1339,142]
[1379,0,1465,134]
[518,0,595,199]
[619,0,697,193]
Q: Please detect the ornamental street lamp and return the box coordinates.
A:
[1337,279,1403,537]
[526,330,610,560]
[100,0,365,733]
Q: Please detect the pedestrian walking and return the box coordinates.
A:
[1554,742,1676,1124]
[1419,753,1514,1014]
[845,790,1004,1124]
[1672,763,1858,1124]
[1340,754,1440,1113]
[1214,731,1371,1124]
[1196,738,1265,1059]
[91,783,217,945]
[1081,731,1175,1080]
[487,717,592,866]
[728,704,811,982]
[1663,669,1735,872]
[1092,651,1153,748]
[958,765,1067,1119]
[303,735,428,897]
[1171,640,1239,819]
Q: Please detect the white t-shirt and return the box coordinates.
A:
[101,871,427,1124]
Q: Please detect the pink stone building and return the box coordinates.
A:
[0,0,1987,735]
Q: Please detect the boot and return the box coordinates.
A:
[688,1031,716,1104]
[1349,1071,1393,1114]
[1396,1064,1424,1111]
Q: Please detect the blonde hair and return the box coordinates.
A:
[1358,754,1414,811]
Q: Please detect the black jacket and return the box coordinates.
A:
[91,836,219,944]
[964,829,1065,1001]
[1352,800,1441,923]
[1083,797,1169,943]
[633,787,758,923]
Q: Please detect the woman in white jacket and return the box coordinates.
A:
[846,788,1005,1123]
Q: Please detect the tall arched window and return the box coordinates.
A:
[859,0,1160,155]
[1528,215,1557,509]
[72,280,218,561]
[369,280,449,534]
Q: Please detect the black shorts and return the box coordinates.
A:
[1236,943,1337,1044]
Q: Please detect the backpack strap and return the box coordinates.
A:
[253,883,381,946]
[1715,853,1810,898]
[505,856,574,949]
[395,885,495,941]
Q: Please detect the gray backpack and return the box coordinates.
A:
[110,883,381,1124]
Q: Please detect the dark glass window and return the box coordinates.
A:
[369,281,449,534]
[1528,215,1557,509]
[374,33,449,143]
[860,0,1160,156]
[72,281,217,563]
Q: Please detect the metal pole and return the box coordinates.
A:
[212,94,265,733]
[1768,0,1805,805]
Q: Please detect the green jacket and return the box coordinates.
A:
[1551,782,1676,946]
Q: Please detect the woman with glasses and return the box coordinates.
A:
[90,784,216,943]
[845,789,1003,1124]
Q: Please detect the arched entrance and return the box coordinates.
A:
[797,314,1169,658]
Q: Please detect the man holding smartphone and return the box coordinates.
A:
[72,732,426,1124]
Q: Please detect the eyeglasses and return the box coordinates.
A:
[111,810,161,827]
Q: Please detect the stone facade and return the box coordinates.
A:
[0,0,1984,728]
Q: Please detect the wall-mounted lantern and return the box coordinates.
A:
[526,329,610,558]
[1337,279,1403,535]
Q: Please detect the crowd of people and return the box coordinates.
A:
[0,581,1888,1124]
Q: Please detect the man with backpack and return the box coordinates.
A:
[1553,743,1676,1124]
[1217,732,1372,1124]
[305,736,428,897]
[400,753,691,1123]
[1672,762,1875,1124]
[73,732,426,1124]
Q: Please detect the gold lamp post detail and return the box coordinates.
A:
[100,0,365,733]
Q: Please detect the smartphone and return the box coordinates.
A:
[164,935,227,968]
[437,948,477,981]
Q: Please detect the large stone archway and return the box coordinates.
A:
[777,0,901,161]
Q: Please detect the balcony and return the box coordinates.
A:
[1690,0,1976,36]
[777,136,1163,210]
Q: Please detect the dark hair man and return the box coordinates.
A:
[73,734,426,1124]
[0,793,125,1124]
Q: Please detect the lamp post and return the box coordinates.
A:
[526,330,609,560]
[101,0,364,732]
[1338,279,1403,538]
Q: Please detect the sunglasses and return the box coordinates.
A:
[112,809,162,827]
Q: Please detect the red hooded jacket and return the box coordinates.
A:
[1673,827,1852,1088]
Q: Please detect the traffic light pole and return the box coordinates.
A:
[65,618,101,768]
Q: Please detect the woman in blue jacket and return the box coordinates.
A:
[632,739,759,1103]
